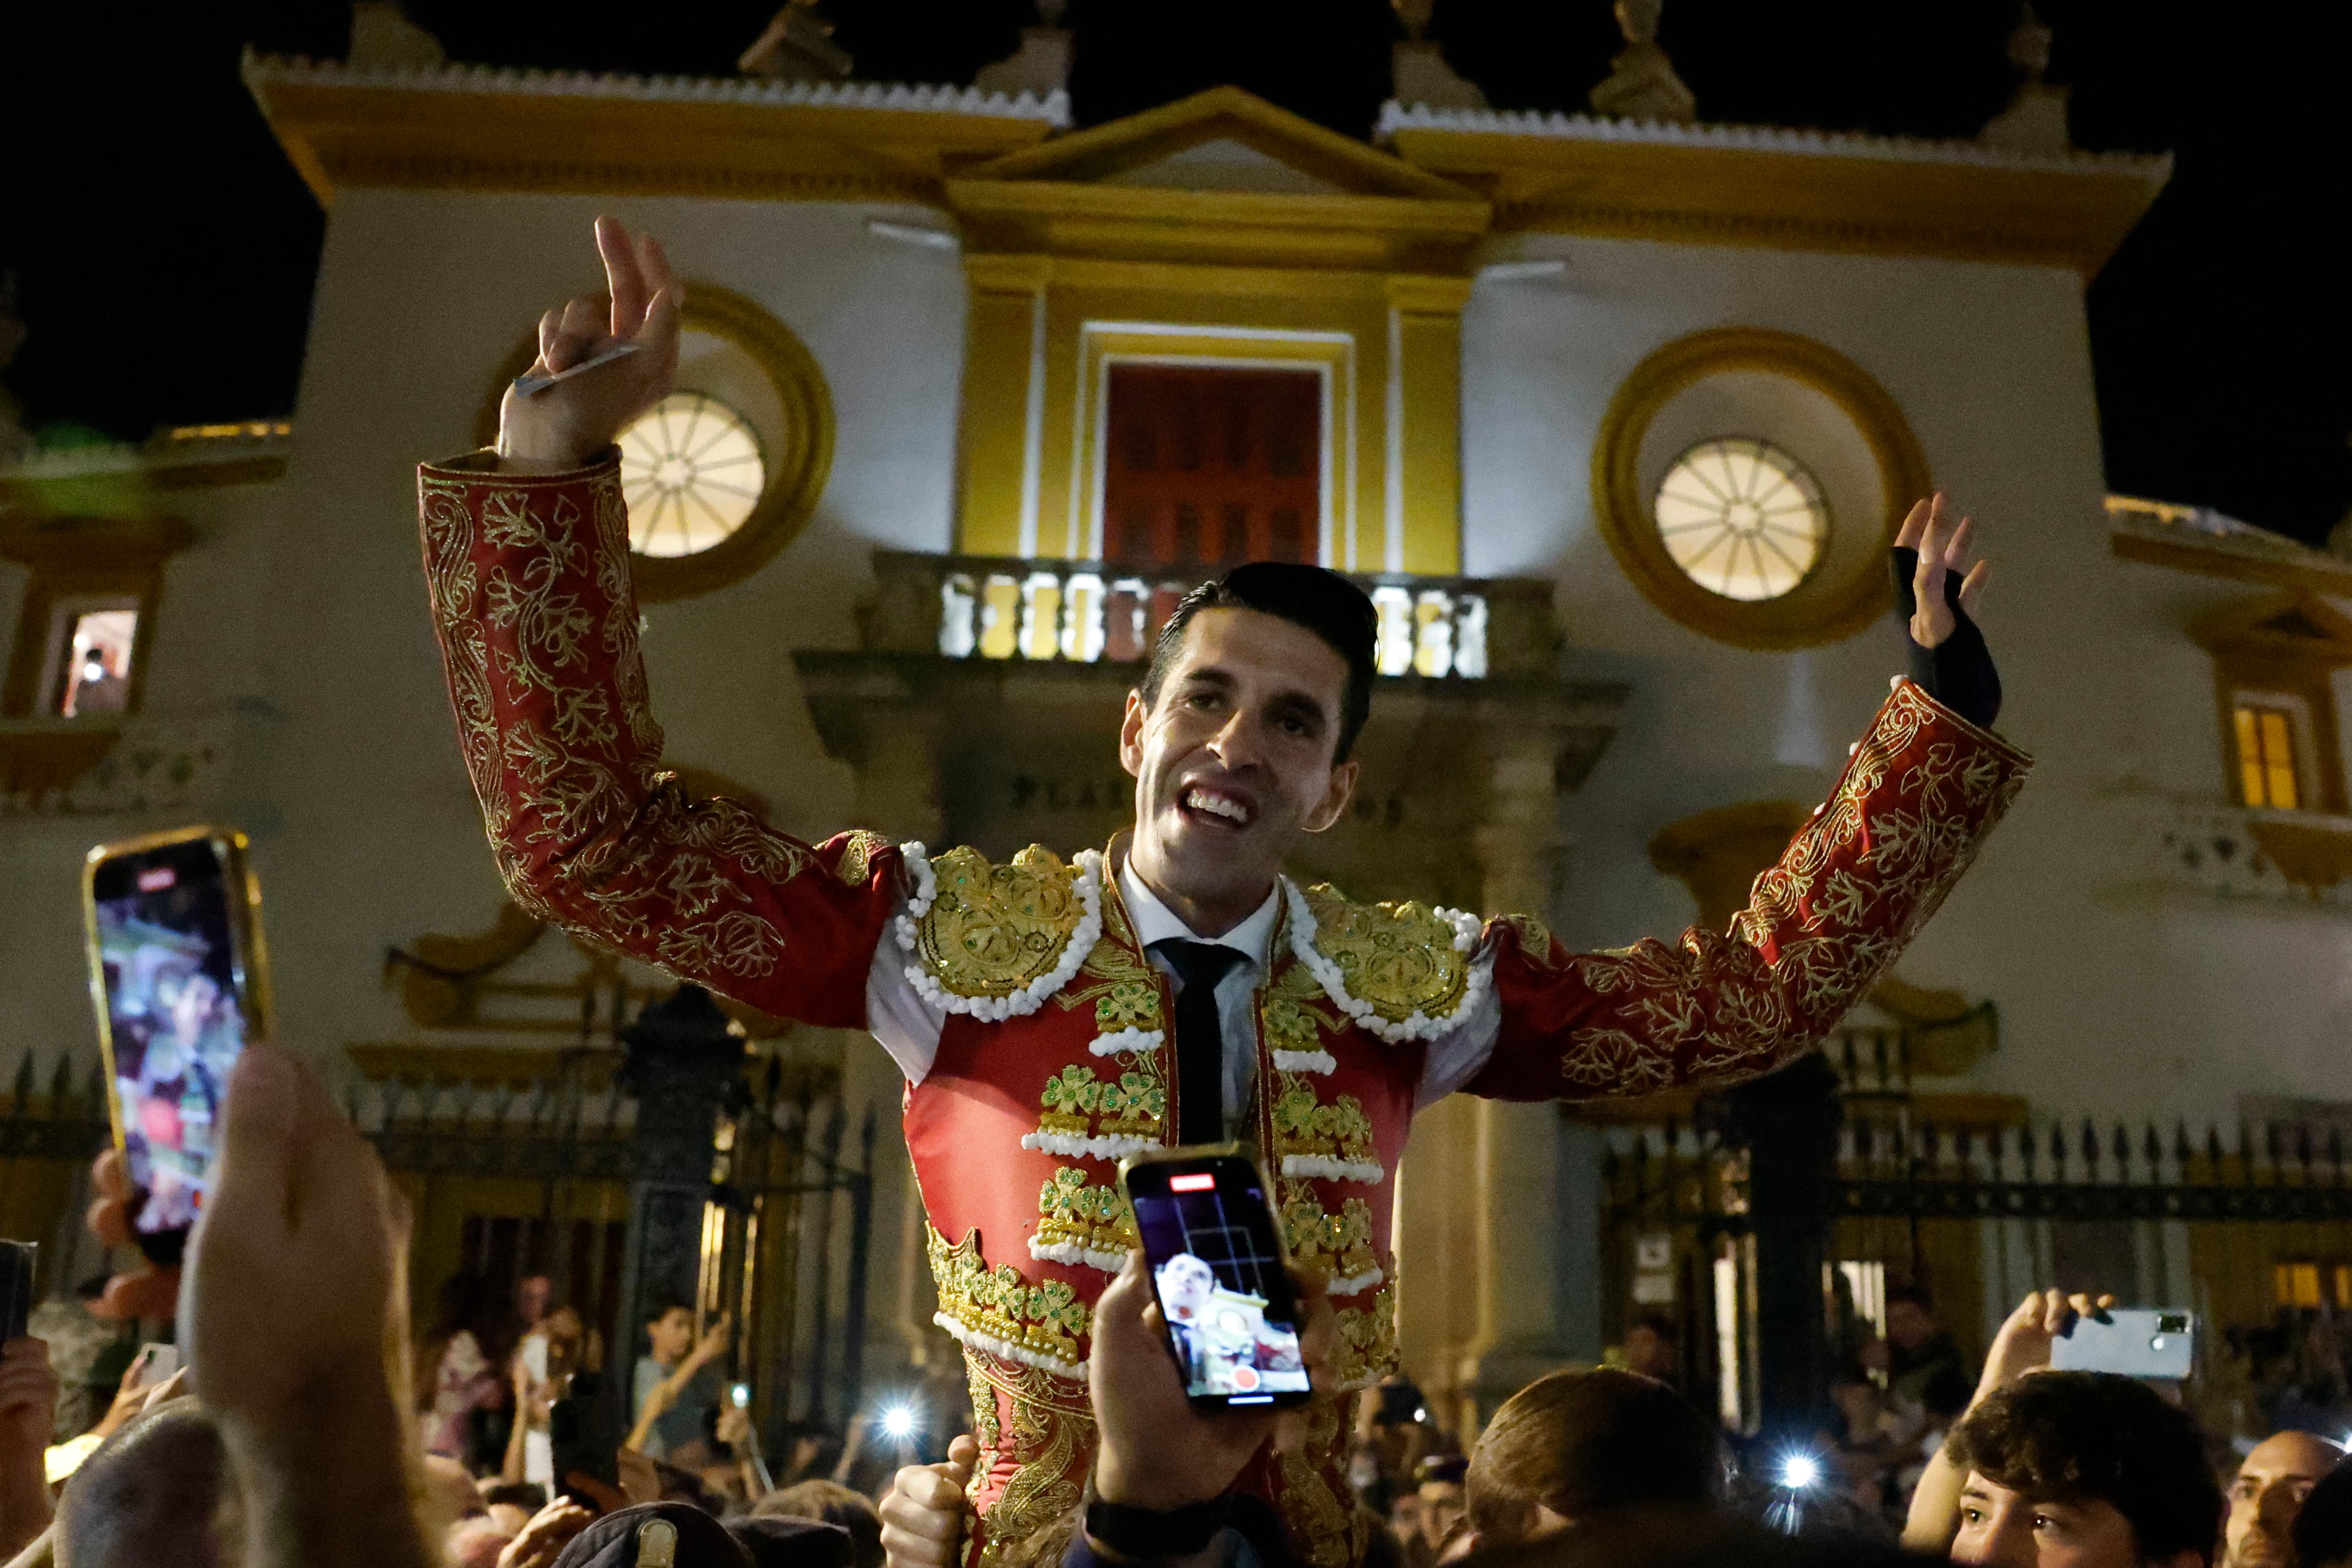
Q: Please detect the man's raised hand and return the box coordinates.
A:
[497,216,683,472]
[1895,493,1992,649]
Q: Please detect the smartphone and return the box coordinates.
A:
[2048,1309,2195,1380]
[1119,1147,1313,1410]
[0,1240,34,1342]
[83,827,271,1263]
[132,1343,182,1388]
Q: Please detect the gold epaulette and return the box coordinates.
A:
[899,845,1105,1019]
[1284,880,1486,1044]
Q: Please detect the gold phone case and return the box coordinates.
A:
[81,825,272,1157]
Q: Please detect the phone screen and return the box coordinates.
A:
[85,831,263,1243]
[2047,1309,2195,1380]
[1124,1153,1312,1409]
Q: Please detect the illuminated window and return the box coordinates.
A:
[56,610,138,717]
[618,393,767,559]
[2278,1261,2325,1309]
[2233,698,2305,810]
[1653,438,1829,603]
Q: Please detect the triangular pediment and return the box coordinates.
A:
[2192,590,2352,662]
[957,86,1477,203]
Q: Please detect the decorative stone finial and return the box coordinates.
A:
[346,1,445,71]
[739,0,853,82]
[976,0,1071,98]
[1388,0,1487,109]
[1589,0,1695,124]
[1978,3,2073,155]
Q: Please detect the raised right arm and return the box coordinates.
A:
[416,217,898,1026]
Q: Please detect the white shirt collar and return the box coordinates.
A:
[1118,860,1282,973]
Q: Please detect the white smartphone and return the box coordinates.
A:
[2048,1309,2195,1379]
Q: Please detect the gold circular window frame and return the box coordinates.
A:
[1591,327,1932,651]
[478,282,834,602]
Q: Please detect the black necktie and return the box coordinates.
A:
[1157,939,1246,1146]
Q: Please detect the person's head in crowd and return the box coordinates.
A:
[52,1404,229,1568]
[448,1517,513,1568]
[645,1299,698,1369]
[545,1304,591,1378]
[726,1515,856,1568]
[1462,1505,1929,1568]
[1417,1452,1470,1551]
[1623,1313,1681,1383]
[551,1502,753,1568]
[754,1478,884,1568]
[1943,1371,2224,1568]
[2289,1459,2352,1568]
[519,1274,554,1329]
[1887,1286,1941,1354]
[2224,1433,2341,1568]
[484,1480,552,1538]
[1465,1367,1721,1549]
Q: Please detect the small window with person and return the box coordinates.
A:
[49,606,139,718]
[2232,696,2306,810]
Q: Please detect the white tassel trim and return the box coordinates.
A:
[1088,1028,1163,1057]
[1282,879,1494,1045]
[1271,1048,1336,1075]
[896,849,1104,1021]
[1020,1130,1160,1162]
[932,1313,1085,1380]
[1280,1154,1385,1185]
[1328,1266,1385,1298]
[901,842,937,915]
[1028,1237,1130,1274]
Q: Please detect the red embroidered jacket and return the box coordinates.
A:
[418,452,2031,1565]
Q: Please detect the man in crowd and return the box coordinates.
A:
[426,215,2026,1562]
[1461,1366,1719,1548]
[1882,1285,1974,1425]
[1908,1289,2228,1568]
[2224,1430,2343,1568]
[629,1299,731,1465]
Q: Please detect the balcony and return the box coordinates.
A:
[794,550,1624,913]
[856,551,1562,679]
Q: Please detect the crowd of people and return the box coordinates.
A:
[4,1040,2352,1568]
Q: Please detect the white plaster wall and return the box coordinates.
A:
[239,189,966,1065]
[1458,236,2352,1120]
[0,474,290,1070]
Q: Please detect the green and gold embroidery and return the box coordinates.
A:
[1269,1077,1382,1184]
[1020,1064,1167,1160]
[927,1225,1090,1377]
[1279,1190,1381,1294]
[1030,1167,1138,1272]
[1332,1286,1398,1390]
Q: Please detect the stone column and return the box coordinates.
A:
[1396,731,1584,1427]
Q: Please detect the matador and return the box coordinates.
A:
[416,220,2028,1565]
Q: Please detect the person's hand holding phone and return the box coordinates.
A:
[1090,1248,1333,1516]
[1972,1288,2114,1408]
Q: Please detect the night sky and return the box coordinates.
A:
[5,1,2347,542]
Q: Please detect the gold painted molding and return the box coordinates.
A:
[1388,126,2165,276]
[943,88,1484,574]
[2111,530,2352,600]
[246,73,1053,208]
[1591,326,1931,650]
[475,282,833,601]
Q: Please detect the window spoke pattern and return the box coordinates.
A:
[1652,438,1829,603]
[618,392,767,559]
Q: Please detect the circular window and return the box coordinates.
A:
[1591,328,1932,650]
[478,282,833,601]
[1654,438,1829,603]
[619,393,768,558]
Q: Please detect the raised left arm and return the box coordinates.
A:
[1465,678,2030,1103]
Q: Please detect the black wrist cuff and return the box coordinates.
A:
[1890,545,2002,729]
[1083,1494,1231,1560]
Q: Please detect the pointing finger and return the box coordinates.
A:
[597,216,648,337]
